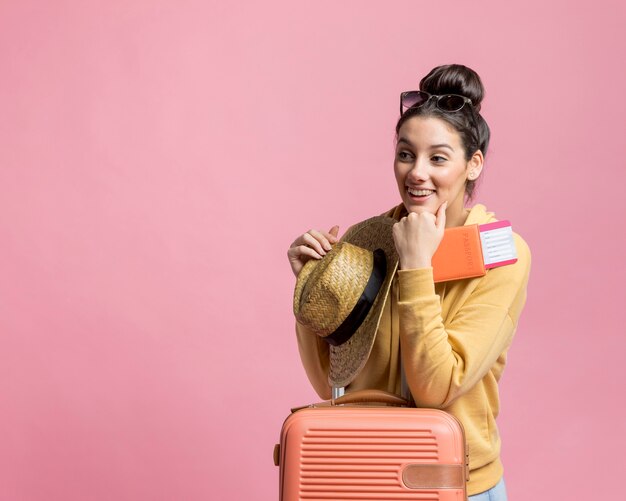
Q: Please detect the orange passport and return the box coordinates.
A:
[432,221,518,282]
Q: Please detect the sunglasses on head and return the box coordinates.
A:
[400,90,473,116]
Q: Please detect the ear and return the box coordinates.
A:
[466,150,484,181]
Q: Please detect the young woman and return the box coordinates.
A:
[287,64,530,500]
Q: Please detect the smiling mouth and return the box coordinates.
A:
[407,187,435,197]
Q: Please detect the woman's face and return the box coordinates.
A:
[394,116,483,227]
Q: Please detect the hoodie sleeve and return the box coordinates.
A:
[295,322,333,400]
[397,233,531,408]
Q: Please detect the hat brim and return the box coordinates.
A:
[328,216,398,387]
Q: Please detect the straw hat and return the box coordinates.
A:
[293,216,399,387]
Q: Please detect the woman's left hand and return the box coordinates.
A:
[392,202,447,270]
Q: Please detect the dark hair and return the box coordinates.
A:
[395,64,491,200]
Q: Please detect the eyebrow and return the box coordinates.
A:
[397,137,455,152]
[431,143,455,152]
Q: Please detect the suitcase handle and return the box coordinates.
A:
[332,389,409,407]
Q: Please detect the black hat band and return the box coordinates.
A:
[324,249,387,347]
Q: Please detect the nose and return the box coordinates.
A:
[407,158,429,183]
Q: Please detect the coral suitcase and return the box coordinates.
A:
[274,390,468,501]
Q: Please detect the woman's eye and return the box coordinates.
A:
[397,151,413,161]
[431,155,447,163]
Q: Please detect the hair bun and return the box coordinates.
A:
[420,64,485,112]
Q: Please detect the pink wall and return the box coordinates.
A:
[1,1,625,499]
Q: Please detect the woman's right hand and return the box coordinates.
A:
[287,226,340,277]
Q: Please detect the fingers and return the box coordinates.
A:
[303,227,340,251]
[288,243,324,263]
[287,242,324,277]
[304,230,333,254]
[287,226,340,277]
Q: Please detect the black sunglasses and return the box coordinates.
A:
[400,90,473,116]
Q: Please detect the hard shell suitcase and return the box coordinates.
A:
[274,390,469,501]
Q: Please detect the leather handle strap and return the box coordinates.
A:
[332,389,409,407]
[402,464,466,489]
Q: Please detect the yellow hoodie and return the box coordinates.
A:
[295,203,531,496]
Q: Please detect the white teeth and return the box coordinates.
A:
[407,188,434,197]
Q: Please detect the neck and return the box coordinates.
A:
[445,206,470,228]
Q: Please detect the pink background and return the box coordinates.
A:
[1,1,625,499]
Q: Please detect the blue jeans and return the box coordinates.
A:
[468,478,507,501]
